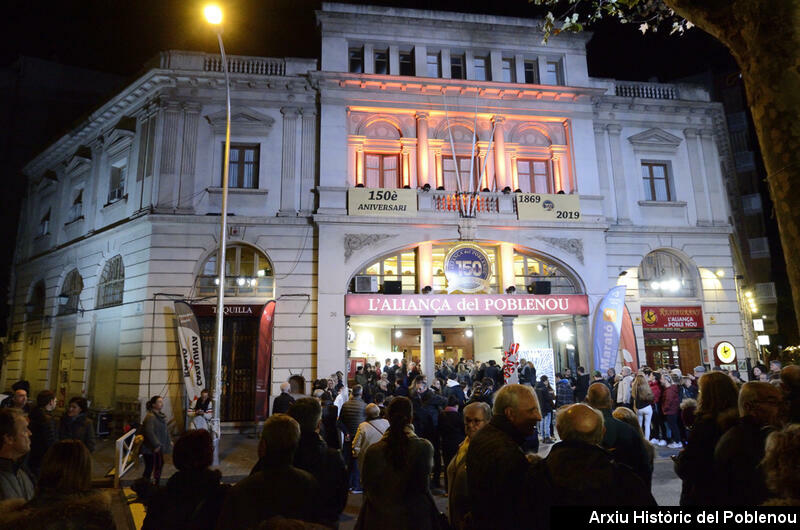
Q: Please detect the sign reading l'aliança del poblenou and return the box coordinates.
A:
[641,305,704,331]
[345,294,590,316]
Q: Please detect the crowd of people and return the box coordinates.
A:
[0,356,798,528]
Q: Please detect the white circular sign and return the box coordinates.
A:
[715,341,736,364]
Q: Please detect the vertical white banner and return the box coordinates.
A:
[174,302,206,403]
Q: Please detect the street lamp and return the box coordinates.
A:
[205,3,231,465]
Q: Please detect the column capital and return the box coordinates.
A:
[182,101,202,113]
[492,115,506,125]
[281,106,300,118]
[593,124,607,134]
[499,315,517,323]
[415,111,430,120]
[420,316,436,324]
[300,107,317,117]
[606,124,622,135]
[699,128,715,138]
[683,127,698,138]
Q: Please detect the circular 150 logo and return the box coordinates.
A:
[444,244,492,294]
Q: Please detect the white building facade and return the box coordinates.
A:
[3,4,754,423]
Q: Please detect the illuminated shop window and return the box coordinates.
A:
[196,245,274,298]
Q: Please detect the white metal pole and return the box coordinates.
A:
[211,29,231,465]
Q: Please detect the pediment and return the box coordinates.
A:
[106,117,136,149]
[34,169,58,190]
[65,145,92,174]
[205,107,275,135]
[627,128,682,153]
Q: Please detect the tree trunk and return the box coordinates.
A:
[667,0,800,336]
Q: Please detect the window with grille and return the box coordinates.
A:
[365,153,400,188]
[58,268,83,315]
[442,156,480,191]
[399,51,414,76]
[426,53,440,77]
[502,58,515,82]
[195,245,274,298]
[474,56,489,81]
[38,209,50,237]
[516,159,552,193]
[638,251,696,297]
[226,145,259,188]
[524,60,539,84]
[374,49,389,75]
[450,54,465,79]
[513,252,579,294]
[349,47,364,73]
[96,255,124,309]
[641,162,672,201]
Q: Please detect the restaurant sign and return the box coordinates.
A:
[348,188,417,217]
[345,294,590,316]
[641,306,704,332]
[516,193,581,222]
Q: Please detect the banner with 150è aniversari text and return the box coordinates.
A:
[592,286,627,373]
[348,188,417,216]
[174,301,207,403]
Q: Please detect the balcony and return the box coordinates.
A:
[420,190,516,216]
[755,282,777,304]
[156,51,316,77]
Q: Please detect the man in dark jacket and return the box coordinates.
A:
[217,414,319,529]
[287,398,348,527]
[444,373,466,408]
[574,366,590,403]
[528,403,656,528]
[467,384,541,530]
[272,382,295,415]
[339,385,366,491]
[0,408,34,501]
[535,376,556,443]
[410,376,447,488]
[713,382,783,506]
[484,360,503,389]
[27,390,57,476]
[586,382,650,486]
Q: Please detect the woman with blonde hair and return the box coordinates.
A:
[0,440,114,528]
[631,373,655,441]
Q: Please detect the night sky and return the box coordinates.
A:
[0,0,736,334]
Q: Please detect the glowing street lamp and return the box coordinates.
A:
[205,3,231,465]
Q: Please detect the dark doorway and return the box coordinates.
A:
[198,316,259,422]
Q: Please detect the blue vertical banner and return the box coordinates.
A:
[592,286,627,373]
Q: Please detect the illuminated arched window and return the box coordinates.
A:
[96,255,124,309]
[355,250,417,294]
[58,269,83,315]
[195,245,274,298]
[513,250,580,294]
[638,250,697,297]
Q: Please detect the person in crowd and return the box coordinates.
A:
[631,373,655,442]
[0,408,34,501]
[0,381,30,412]
[574,366,590,403]
[484,360,503,389]
[356,396,440,529]
[760,423,800,506]
[612,407,655,488]
[438,395,465,484]
[714,382,784,506]
[355,366,368,394]
[585,383,650,486]
[466,378,494,408]
[218,414,319,528]
[680,396,698,432]
[141,395,172,484]
[648,372,666,446]
[457,360,472,388]
[780,364,800,423]
[143,429,229,530]
[466,384,541,530]
[729,370,744,389]
[616,366,633,408]
[394,373,410,397]
[410,375,447,489]
[674,371,739,506]
[752,364,766,382]
[407,361,420,385]
[692,365,706,383]
[661,373,682,448]
[528,404,656,527]
[339,384,366,492]
[27,390,57,477]
[383,358,393,376]
[353,403,389,490]
[555,372,575,408]
[189,388,213,430]
[0,440,113,528]
[768,360,782,381]
[535,375,556,444]
[606,368,617,389]
[447,402,490,530]
[321,389,342,450]
[680,375,699,401]
[444,373,466,408]
[288,398,347,527]
[333,384,348,414]
[58,396,95,452]
[273,382,295,415]
[373,392,386,417]
[519,361,535,386]
[288,374,307,401]
[564,368,577,390]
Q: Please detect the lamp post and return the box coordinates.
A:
[205,4,230,465]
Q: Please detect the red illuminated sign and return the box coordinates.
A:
[345,294,589,316]
[641,306,704,332]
